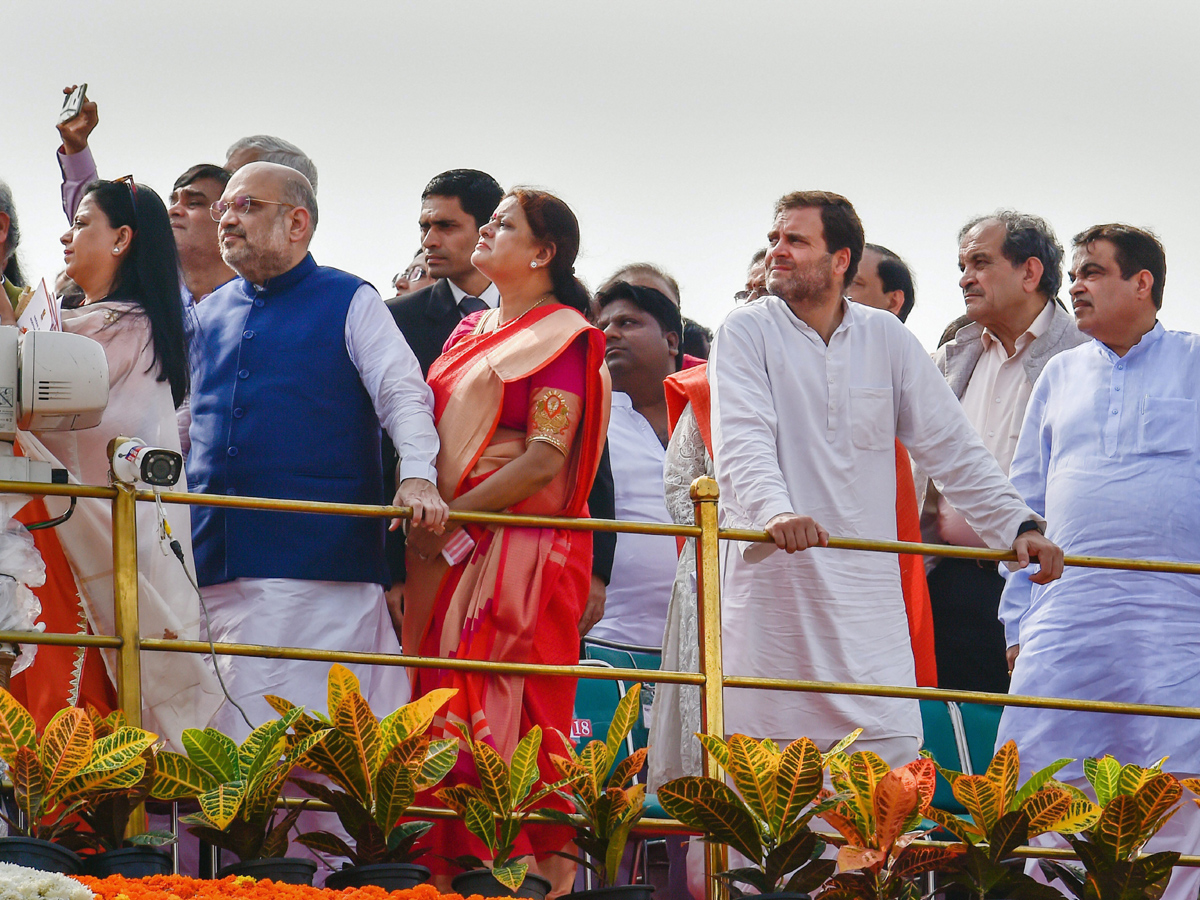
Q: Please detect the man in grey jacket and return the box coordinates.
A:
[920,211,1086,692]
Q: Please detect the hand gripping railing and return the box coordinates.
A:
[2,476,1200,900]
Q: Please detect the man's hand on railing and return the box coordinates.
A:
[1006,644,1020,674]
[394,477,449,533]
[765,512,830,553]
[1012,530,1064,584]
[578,575,606,636]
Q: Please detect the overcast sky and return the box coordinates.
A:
[6,0,1200,349]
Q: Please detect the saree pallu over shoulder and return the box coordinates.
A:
[427,304,610,515]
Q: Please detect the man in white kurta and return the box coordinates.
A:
[995,225,1200,900]
[710,192,1062,764]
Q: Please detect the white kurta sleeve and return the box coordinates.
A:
[344,283,439,484]
[709,313,794,526]
[893,327,1036,549]
[998,374,1054,646]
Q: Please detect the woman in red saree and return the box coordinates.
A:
[403,189,610,893]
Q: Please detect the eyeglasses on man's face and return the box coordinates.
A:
[210,195,298,221]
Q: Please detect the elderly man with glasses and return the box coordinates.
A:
[188,161,446,740]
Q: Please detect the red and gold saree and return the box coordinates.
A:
[404,303,610,873]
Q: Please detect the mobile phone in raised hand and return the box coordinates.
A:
[58,84,88,125]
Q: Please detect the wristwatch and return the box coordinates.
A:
[1016,519,1044,537]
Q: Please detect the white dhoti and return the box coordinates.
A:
[200,577,410,739]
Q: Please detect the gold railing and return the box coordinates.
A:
[2,476,1200,896]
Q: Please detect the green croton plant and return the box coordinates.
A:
[658,731,862,896]
[268,664,458,868]
[0,690,158,846]
[149,707,328,862]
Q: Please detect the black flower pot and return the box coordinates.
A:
[0,836,83,874]
[565,884,656,900]
[324,861,431,891]
[84,846,174,878]
[217,856,318,885]
[452,868,554,899]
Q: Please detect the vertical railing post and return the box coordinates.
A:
[691,475,727,900]
[111,482,145,834]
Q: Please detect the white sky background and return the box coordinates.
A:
[5,0,1200,350]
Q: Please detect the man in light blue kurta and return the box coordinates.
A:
[997,224,1200,900]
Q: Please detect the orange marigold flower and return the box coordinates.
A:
[73,873,487,900]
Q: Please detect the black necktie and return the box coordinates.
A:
[459,295,488,317]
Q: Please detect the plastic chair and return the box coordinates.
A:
[919,699,972,815]
[578,637,664,886]
[581,637,662,757]
[958,702,1004,777]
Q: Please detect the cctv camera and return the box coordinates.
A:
[108,437,183,488]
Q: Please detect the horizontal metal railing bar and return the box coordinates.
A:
[136,637,706,685]
[720,527,1200,576]
[139,488,1200,575]
[139,490,703,539]
[722,674,1200,720]
[0,479,116,499]
[0,481,1192,575]
[4,629,1195,721]
[0,629,122,648]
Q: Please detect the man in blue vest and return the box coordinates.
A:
[189,162,446,738]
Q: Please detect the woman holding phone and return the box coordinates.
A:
[10,177,222,748]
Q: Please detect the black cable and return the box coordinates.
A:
[166,536,255,732]
[25,496,77,531]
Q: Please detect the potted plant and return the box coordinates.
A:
[658,730,857,899]
[59,707,177,878]
[1038,755,1184,900]
[436,723,583,899]
[149,707,329,884]
[925,739,1093,900]
[545,683,652,899]
[265,664,458,890]
[0,689,157,875]
[819,751,962,900]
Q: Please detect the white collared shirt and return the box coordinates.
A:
[589,392,677,648]
[446,279,500,310]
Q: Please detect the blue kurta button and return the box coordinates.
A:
[254,298,264,308]
[233,407,244,418]
[228,447,239,457]
[243,330,255,339]
[238,369,249,379]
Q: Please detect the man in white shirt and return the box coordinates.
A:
[920,212,1085,692]
[710,191,1064,763]
[189,163,448,738]
[997,224,1200,900]
[590,281,683,646]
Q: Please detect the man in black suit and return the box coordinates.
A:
[388,170,505,372]
[383,171,504,631]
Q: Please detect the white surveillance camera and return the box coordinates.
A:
[108,437,183,488]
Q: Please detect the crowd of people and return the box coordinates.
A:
[0,85,1197,900]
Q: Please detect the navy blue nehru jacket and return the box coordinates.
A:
[187,253,389,587]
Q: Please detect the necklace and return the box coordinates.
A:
[497,293,554,328]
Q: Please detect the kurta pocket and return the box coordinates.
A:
[850,387,894,451]
[1138,397,1198,455]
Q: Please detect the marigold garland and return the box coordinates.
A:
[75,874,488,900]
